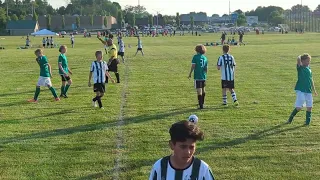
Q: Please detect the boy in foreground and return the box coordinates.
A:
[217,45,239,106]
[28,49,60,102]
[287,54,317,125]
[188,44,208,109]
[88,51,115,109]
[149,120,215,180]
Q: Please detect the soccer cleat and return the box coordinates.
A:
[100,107,104,109]
[55,98,61,101]
[287,116,294,124]
[222,103,228,106]
[28,99,38,103]
[233,101,239,106]
[92,100,98,108]
[60,94,68,98]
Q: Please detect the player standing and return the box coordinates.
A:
[149,120,215,180]
[134,36,144,56]
[28,49,60,102]
[88,51,115,109]
[287,54,318,125]
[58,45,73,98]
[118,36,126,63]
[188,45,208,109]
[217,45,239,106]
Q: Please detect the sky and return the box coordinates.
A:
[48,0,319,16]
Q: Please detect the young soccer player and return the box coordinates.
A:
[239,32,246,46]
[71,34,75,48]
[149,120,215,180]
[58,45,72,98]
[188,44,208,109]
[88,51,115,109]
[28,49,60,102]
[50,36,54,48]
[287,54,318,125]
[42,37,46,48]
[46,37,50,48]
[118,36,126,63]
[217,45,239,106]
[134,36,144,56]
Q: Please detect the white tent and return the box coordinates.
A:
[31,29,58,36]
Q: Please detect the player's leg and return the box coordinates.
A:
[229,86,238,106]
[287,91,304,123]
[201,81,206,106]
[64,77,72,97]
[141,49,144,56]
[29,85,41,102]
[112,61,120,83]
[60,76,67,97]
[47,81,59,101]
[305,93,313,125]
[222,88,227,105]
[196,88,203,109]
[135,49,138,56]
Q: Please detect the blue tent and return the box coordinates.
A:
[31,29,58,36]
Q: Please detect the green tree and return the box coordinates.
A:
[132,13,135,26]
[117,10,123,28]
[11,14,18,21]
[237,13,247,26]
[32,12,38,21]
[148,14,153,26]
[176,12,180,27]
[46,14,51,30]
[163,15,168,26]
[0,8,7,29]
[104,16,108,28]
[76,16,80,28]
[90,14,94,26]
[19,14,25,20]
[62,15,65,29]
[190,15,194,29]
[316,4,320,11]
[269,11,284,26]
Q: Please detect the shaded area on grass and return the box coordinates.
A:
[197,123,305,153]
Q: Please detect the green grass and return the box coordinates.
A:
[0,32,320,179]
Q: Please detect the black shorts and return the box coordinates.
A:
[46,43,50,46]
[61,75,71,81]
[117,52,125,57]
[221,80,235,89]
[137,48,142,51]
[94,83,105,93]
[195,80,206,88]
[43,44,45,47]
[108,59,118,72]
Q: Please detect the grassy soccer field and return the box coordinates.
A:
[0,32,320,180]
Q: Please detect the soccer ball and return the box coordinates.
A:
[188,114,199,124]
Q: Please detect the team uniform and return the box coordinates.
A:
[46,38,50,47]
[26,38,30,47]
[42,39,46,48]
[107,44,118,72]
[90,60,109,93]
[217,54,236,89]
[137,39,143,51]
[71,35,75,47]
[118,39,125,57]
[294,64,313,108]
[192,53,208,88]
[37,56,52,87]
[50,38,54,48]
[58,54,70,81]
[149,156,215,180]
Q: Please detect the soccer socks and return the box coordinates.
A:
[60,85,65,95]
[34,87,40,100]
[202,92,206,105]
[231,91,238,102]
[198,95,203,109]
[64,84,71,95]
[222,95,227,105]
[49,87,58,98]
[115,72,120,83]
[97,96,103,108]
[288,108,299,123]
[305,111,312,125]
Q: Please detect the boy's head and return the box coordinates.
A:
[300,53,311,66]
[195,44,206,54]
[169,120,204,164]
[95,50,103,60]
[223,45,230,53]
[107,39,113,46]
[34,49,43,57]
[59,45,67,53]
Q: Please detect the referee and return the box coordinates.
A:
[106,39,120,83]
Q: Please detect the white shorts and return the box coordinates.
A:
[295,90,313,108]
[37,76,52,87]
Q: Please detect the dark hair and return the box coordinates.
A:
[223,45,230,53]
[169,120,204,144]
[34,49,43,54]
[95,50,102,57]
[195,44,206,54]
[59,45,66,52]
[301,53,311,61]
[109,34,114,39]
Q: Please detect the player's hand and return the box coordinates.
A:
[188,75,191,80]
[315,91,318,96]
[88,82,91,87]
[111,79,116,83]
[69,70,73,75]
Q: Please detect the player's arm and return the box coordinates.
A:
[188,64,196,79]
[297,55,302,66]
[88,71,93,87]
[105,71,115,83]
[68,67,73,75]
[312,78,318,96]
[217,57,222,70]
[97,36,106,45]
[58,62,67,76]
[48,63,53,77]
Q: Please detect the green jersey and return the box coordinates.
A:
[58,54,69,75]
[295,65,313,93]
[192,54,208,80]
[38,56,50,77]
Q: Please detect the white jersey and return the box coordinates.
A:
[90,61,108,84]
[138,39,143,48]
[42,39,46,44]
[217,53,236,81]
[149,156,215,180]
[71,35,74,42]
[50,38,54,44]
[119,39,125,52]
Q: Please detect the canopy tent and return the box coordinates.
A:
[31,29,58,36]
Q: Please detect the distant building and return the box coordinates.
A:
[246,16,258,25]
[25,15,117,31]
[180,14,208,25]
[6,20,39,36]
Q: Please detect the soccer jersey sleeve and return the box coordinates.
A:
[148,167,158,180]
[203,168,215,180]
[58,55,63,64]
[217,56,222,66]
[231,55,236,66]
[90,62,95,72]
[192,56,196,64]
